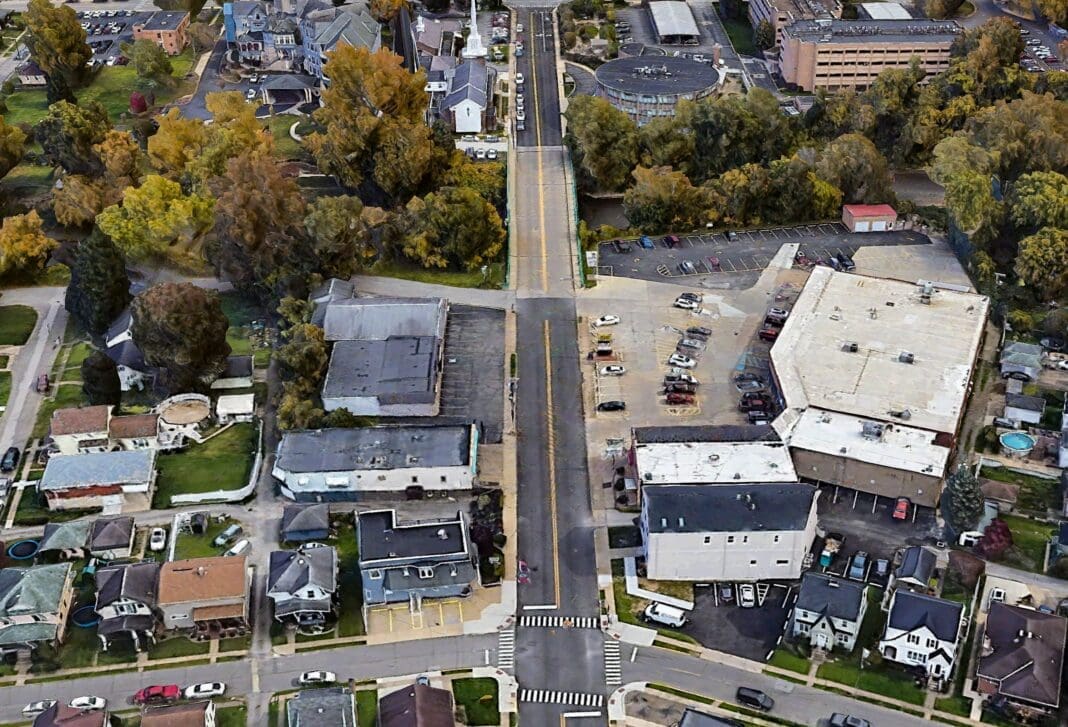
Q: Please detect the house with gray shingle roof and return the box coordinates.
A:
[266,545,338,629]
[299,1,380,81]
[0,563,75,654]
[95,561,159,652]
[38,450,157,513]
[38,520,90,556]
[879,589,964,682]
[791,572,867,652]
[441,60,494,134]
[88,516,136,559]
[976,602,1067,714]
[287,687,356,727]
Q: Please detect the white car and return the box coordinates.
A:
[673,297,699,310]
[299,670,337,685]
[23,700,56,718]
[487,149,498,160]
[516,22,524,32]
[476,148,487,160]
[738,583,756,608]
[149,527,167,552]
[668,353,695,369]
[593,315,620,327]
[184,682,227,699]
[69,696,107,711]
[516,110,525,122]
[224,538,251,557]
[600,365,626,376]
[245,88,257,101]
[515,72,525,85]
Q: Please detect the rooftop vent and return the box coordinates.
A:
[861,421,885,440]
[890,409,912,420]
[899,351,915,364]
[843,341,858,353]
[437,528,448,540]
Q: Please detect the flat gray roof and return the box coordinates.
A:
[39,450,156,491]
[321,337,438,404]
[275,425,472,473]
[358,509,468,561]
[783,18,960,42]
[316,297,447,342]
[648,1,699,37]
[644,483,817,533]
[596,56,720,95]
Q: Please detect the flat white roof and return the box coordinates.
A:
[772,267,988,434]
[859,2,912,19]
[634,441,798,484]
[649,1,700,37]
[216,393,255,416]
[788,408,950,475]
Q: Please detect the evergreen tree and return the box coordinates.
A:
[81,351,121,406]
[65,230,132,335]
[947,463,984,532]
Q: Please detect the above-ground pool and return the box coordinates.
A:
[999,431,1036,456]
[6,539,39,560]
[72,605,100,628]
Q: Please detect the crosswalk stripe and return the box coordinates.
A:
[519,689,605,707]
[604,638,622,685]
[497,629,515,671]
[518,615,600,629]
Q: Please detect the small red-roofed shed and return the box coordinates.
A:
[842,204,897,232]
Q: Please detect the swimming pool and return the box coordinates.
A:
[999,431,1036,455]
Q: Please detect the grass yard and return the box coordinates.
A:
[356,690,377,726]
[768,649,810,675]
[220,291,272,367]
[0,305,37,345]
[148,636,211,660]
[936,694,973,717]
[816,659,926,705]
[334,522,365,637]
[31,617,99,672]
[173,519,238,560]
[268,115,310,160]
[12,487,95,526]
[981,465,1060,514]
[1001,513,1055,573]
[215,705,248,727]
[153,423,258,506]
[220,635,251,652]
[0,354,9,368]
[721,15,757,56]
[0,371,10,413]
[452,677,500,726]
[371,260,506,290]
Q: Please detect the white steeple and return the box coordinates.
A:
[462,0,487,59]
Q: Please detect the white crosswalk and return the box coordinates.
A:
[519,689,605,708]
[519,615,600,629]
[604,638,622,685]
[497,628,515,671]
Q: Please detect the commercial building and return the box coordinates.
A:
[639,483,819,581]
[357,509,479,606]
[748,0,841,38]
[133,11,190,55]
[273,424,478,501]
[857,2,912,19]
[771,268,988,507]
[631,429,797,485]
[778,19,960,92]
[38,450,157,513]
[648,1,700,43]
[842,203,897,232]
[595,56,721,126]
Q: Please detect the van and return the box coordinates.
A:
[735,687,774,711]
[224,538,251,557]
[642,602,688,628]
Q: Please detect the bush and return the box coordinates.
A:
[1007,309,1036,332]
[563,31,578,49]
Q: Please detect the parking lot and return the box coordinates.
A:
[685,583,793,661]
[437,305,506,444]
[74,9,154,66]
[597,225,930,289]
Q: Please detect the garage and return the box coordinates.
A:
[842,204,897,233]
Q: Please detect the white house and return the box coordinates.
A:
[272,424,479,502]
[791,572,867,652]
[1004,393,1044,426]
[639,483,819,581]
[879,589,964,682]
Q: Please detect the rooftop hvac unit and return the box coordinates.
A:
[843,341,859,353]
[899,351,915,364]
[861,421,885,440]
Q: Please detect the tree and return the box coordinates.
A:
[24,0,91,86]
[130,283,231,392]
[187,22,218,54]
[637,115,695,170]
[65,230,131,335]
[209,153,306,295]
[563,95,639,191]
[370,0,406,21]
[96,175,215,264]
[0,211,56,279]
[754,19,775,50]
[0,117,26,181]
[943,169,1002,236]
[623,166,708,231]
[53,175,106,228]
[946,464,984,532]
[975,518,1013,560]
[123,39,173,85]
[277,390,324,431]
[53,130,145,227]
[81,351,121,406]
[925,0,964,19]
[1009,171,1068,231]
[815,133,893,204]
[45,71,76,104]
[400,186,505,270]
[35,100,111,175]
[961,92,1068,182]
[928,137,993,185]
[304,195,383,278]
[710,163,771,226]
[441,154,506,209]
[1036,0,1068,24]
[276,323,328,395]
[1015,228,1068,300]
[147,108,209,179]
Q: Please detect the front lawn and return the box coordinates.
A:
[1,163,54,192]
[216,706,248,727]
[148,636,211,660]
[356,690,377,726]
[13,487,95,526]
[936,694,973,717]
[0,304,37,345]
[1001,513,1055,573]
[768,649,810,675]
[816,659,926,705]
[452,677,500,726]
[0,371,10,414]
[267,115,310,160]
[153,423,259,507]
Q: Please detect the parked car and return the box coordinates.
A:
[686,326,711,340]
[133,685,180,705]
[597,400,626,412]
[213,524,243,547]
[69,696,107,711]
[149,527,167,552]
[638,235,655,249]
[717,583,733,602]
[737,584,756,608]
[848,551,869,580]
[475,148,487,160]
[747,411,771,425]
[758,327,780,342]
[184,682,227,699]
[668,353,696,368]
[738,397,768,412]
[679,260,697,275]
[1,446,19,473]
[642,602,687,627]
[872,558,890,584]
[299,671,336,685]
[245,88,257,101]
[22,701,57,718]
[664,372,698,385]
[600,365,626,376]
[735,687,773,711]
[766,307,789,321]
[593,315,620,327]
[829,715,871,727]
[677,292,702,302]
[663,234,680,248]
[673,297,699,311]
[666,392,695,405]
[892,497,911,521]
[836,252,856,271]
[612,240,632,253]
[514,72,524,85]
[487,149,498,160]
[678,338,704,351]
[224,538,251,557]
[666,382,697,394]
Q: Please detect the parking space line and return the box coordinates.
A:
[721,258,737,272]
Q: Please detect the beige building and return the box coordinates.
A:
[778,19,960,92]
[158,556,250,637]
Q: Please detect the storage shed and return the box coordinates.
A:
[842,204,897,232]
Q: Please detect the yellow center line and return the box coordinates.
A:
[529,10,548,292]
[543,320,562,606]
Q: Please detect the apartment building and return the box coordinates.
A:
[778,19,960,92]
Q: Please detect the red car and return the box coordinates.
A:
[133,685,180,705]
[892,497,911,521]
[758,327,780,342]
[666,393,695,405]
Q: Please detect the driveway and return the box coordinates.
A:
[686,584,792,661]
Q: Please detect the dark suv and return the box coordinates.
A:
[736,687,774,711]
[0,447,19,473]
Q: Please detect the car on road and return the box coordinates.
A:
[133,685,180,705]
[515,109,525,122]
[184,682,227,699]
[36,373,50,392]
[892,497,911,521]
[829,714,871,727]
[516,22,523,32]
[673,297,699,310]
[848,551,869,581]
[638,235,655,249]
[668,353,696,368]
[1,447,19,473]
[758,327,780,342]
[23,701,57,718]
[248,73,259,83]
[149,527,167,552]
[597,400,626,412]
[666,392,695,405]
[299,671,337,685]
[213,524,243,547]
[593,315,620,327]
[600,365,625,376]
[69,696,107,711]
[735,687,773,711]
[515,72,524,85]
[737,583,756,608]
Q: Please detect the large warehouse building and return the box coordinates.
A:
[770,268,989,507]
[595,56,721,125]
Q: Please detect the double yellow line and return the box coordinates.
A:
[543,320,562,606]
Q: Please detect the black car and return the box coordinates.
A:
[666,383,697,394]
[836,251,856,271]
[736,687,774,712]
[1,447,19,473]
[597,400,626,412]
[829,715,871,727]
[612,240,632,254]
[686,326,711,340]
